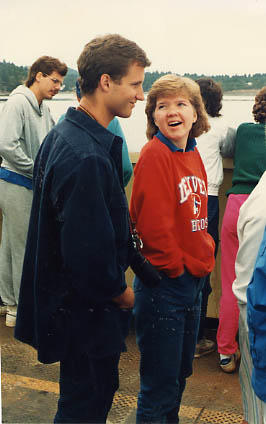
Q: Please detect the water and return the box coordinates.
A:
[0,93,255,153]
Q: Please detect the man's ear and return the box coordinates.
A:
[99,74,111,92]
[35,71,43,83]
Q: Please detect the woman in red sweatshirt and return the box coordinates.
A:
[130,74,215,424]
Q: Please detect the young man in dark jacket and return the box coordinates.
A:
[15,34,150,423]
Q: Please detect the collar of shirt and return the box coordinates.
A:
[66,107,122,154]
[156,130,197,152]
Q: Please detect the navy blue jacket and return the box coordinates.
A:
[15,107,131,364]
[247,225,266,402]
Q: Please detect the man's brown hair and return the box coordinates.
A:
[25,56,68,88]
[77,34,151,95]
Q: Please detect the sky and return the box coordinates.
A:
[1,0,266,76]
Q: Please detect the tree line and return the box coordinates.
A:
[143,71,266,93]
[0,60,266,94]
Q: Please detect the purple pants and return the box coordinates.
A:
[217,193,249,355]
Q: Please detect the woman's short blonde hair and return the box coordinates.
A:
[145,74,210,140]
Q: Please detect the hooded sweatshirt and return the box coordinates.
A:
[0,85,54,181]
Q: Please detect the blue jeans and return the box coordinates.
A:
[198,195,219,341]
[133,271,203,423]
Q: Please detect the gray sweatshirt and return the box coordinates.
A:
[0,85,54,179]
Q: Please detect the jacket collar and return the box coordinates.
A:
[65,107,117,153]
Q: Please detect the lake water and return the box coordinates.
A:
[0,92,255,153]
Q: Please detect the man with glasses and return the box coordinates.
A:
[15,34,150,423]
[0,56,67,327]
[42,73,65,90]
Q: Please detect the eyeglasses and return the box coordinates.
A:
[42,73,65,90]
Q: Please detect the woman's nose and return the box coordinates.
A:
[167,106,178,116]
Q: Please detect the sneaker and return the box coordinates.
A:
[220,349,241,373]
[6,305,17,327]
[194,338,216,358]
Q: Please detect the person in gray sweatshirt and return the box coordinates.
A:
[0,56,67,327]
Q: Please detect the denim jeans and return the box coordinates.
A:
[198,195,219,341]
[133,270,203,423]
[54,350,120,423]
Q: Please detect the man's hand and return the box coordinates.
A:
[112,287,134,309]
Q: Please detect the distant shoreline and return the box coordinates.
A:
[0,88,259,98]
[223,89,258,96]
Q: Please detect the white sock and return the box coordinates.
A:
[220,354,231,360]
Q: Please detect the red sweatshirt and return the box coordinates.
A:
[130,134,215,278]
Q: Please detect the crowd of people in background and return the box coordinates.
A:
[0,33,265,424]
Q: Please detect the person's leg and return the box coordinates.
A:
[0,181,32,306]
[197,274,212,342]
[8,184,32,305]
[166,293,201,423]
[207,195,220,258]
[0,180,14,306]
[54,351,120,423]
[196,196,219,356]
[134,273,201,424]
[262,402,266,424]
[238,305,264,424]
[0,210,13,305]
[134,276,183,423]
[217,194,249,357]
[0,182,32,326]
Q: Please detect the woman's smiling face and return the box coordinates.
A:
[153,93,197,149]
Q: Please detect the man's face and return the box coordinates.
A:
[38,71,64,101]
[107,62,145,118]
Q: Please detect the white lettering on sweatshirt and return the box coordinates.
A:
[178,176,207,204]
